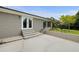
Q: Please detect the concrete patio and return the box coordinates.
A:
[0,34,79,52]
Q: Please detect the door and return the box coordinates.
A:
[43,21,46,29]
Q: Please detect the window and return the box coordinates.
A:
[29,19,32,28]
[23,18,27,28]
[22,17,33,29]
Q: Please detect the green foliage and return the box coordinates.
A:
[51,28,79,35]
[60,15,76,29]
[76,11,79,21]
[50,17,60,28]
[75,11,79,29]
[60,15,76,24]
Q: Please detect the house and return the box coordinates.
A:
[0,6,52,43]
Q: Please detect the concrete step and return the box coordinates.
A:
[23,32,40,36]
[22,29,35,33]
[23,33,42,39]
[22,29,42,39]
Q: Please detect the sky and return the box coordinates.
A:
[5,6,79,20]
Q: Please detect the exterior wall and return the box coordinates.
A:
[0,12,21,38]
[33,18,43,32]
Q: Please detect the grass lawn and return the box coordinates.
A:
[49,28,79,35]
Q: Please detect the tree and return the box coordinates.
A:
[75,11,79,29]
[60,15,76,30]
[50,17,60,29]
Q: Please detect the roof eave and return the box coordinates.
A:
[0,6,48,20]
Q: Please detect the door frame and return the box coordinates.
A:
[21,16,33,30]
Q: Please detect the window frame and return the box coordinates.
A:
[29,18,32,28]
[23,18,27,28]
[21,16,33,30]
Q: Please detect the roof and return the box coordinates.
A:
[0,6,48,20]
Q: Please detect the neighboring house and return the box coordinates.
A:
[0,6,52,43]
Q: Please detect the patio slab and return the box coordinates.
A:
[0,40,24,52]
[0,34,79,52]
[23,34,79,52]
